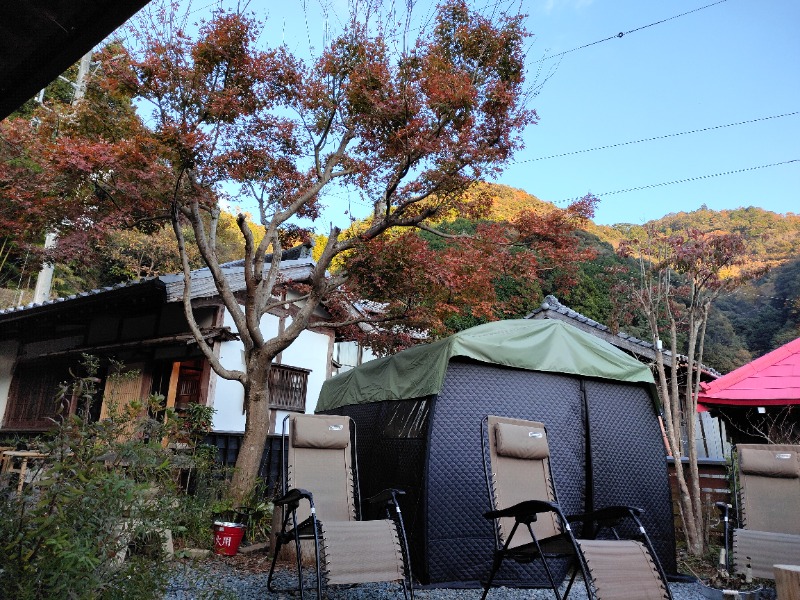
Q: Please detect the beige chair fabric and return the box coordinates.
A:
[279,414,408,588]
[484,415,671,600]
[287,414,356,525]
[577,539,668,600]
[320,519,405,585]
[488,417,560,548]
[732,444,800,579]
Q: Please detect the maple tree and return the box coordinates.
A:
[101,0,536,498]
[618,226,761,556]
[0,42,172,280]
[1,0,553,498]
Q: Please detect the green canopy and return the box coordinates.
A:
[317,319,656,412]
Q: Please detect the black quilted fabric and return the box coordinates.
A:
[327,400,431,579]
[583,380,677,574]
[322,359,677,587]
[425,361,584,586]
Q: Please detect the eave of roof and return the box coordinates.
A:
[0,256,317,322]
[0,277,165,323]
[0,0,151,121]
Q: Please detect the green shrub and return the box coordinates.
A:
[0,355,222,599]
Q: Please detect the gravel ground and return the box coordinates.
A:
[163,553,735,600]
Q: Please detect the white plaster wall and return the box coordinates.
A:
[362,346,378,364]
[332,340,378,376]
[209,308,331,432]
[0,340,19,427]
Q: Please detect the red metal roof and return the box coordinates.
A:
[697,336,800,408]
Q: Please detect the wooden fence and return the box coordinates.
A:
[667,457,731,545]
[204,431,285,499]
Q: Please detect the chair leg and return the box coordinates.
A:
[404,574,414,600]
[293,527,305,599]
[483,522,525,600]
[538,556,564,600]
[392,502,414,600]
[569,542,596,600]
[266,536,283,593]
[480,552,504,600]
[311,513,322,600]
[528,525,562,600]
[562,564,580,599]
[268,508,293,594]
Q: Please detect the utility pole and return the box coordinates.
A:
[31,232,58,304]
[32,51,92,304]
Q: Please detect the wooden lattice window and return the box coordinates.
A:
[4,361,74,430]
[268,364,310,412]
[98,363,151,421]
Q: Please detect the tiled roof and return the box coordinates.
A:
[527,295,721,377]
[0,244,317,319]
[160,260,314,303]
[0,278,159,317]
[220,241,314,268]
[529,295,655,349]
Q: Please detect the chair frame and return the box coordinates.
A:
[479,415,673,600]
[716,443,800,578]
[716,445,746,573]
[267,414,414,599]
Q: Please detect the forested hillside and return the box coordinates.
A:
[481,183,800,373]
[1,179,796,374]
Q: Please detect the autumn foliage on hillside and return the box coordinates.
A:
[334,193,597,352]
[608,205,800,271]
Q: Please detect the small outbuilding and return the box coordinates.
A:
[316,319,676,586]
[698,336,800,444]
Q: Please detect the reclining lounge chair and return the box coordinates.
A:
[267,414,414,599]
[718,444,800,579]
[480,415,673,600]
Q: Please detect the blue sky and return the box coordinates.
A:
[502,0,800,225]
[170,0,799,227]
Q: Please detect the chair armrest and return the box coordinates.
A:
[484,499,563,521]
[273,488,313,511]
[366,488,406,507]
[567,505,643,524]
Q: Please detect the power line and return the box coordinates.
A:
[538,0,729,63]
[558,159,799,205]
[515,111,799,164]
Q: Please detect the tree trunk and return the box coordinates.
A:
[655,321,704,555]
[229,374,271,502]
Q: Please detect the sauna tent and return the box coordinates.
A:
[316,319,676,587]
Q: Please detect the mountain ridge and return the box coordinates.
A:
[483,181,800,270]
[482,181,800,372]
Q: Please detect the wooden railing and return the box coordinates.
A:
[268,364,310,412]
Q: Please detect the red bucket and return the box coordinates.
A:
[213,521,246,556]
